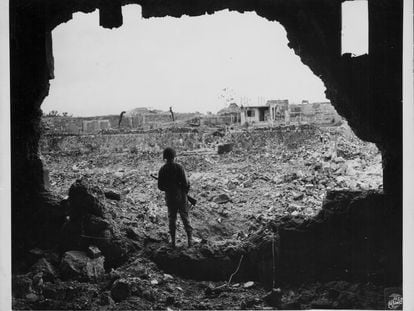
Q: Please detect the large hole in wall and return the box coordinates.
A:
[39,4,383,245]
[11,1,402,308]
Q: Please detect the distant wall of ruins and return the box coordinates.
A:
[39,125,327,156]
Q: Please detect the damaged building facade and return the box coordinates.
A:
[240,100,342,126]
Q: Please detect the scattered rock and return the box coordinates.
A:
[104,189,121,201]
[25,293,39,302]
[60,250,105,281]
[99,291,115,306]
[163,273,174,280]
[111,278,131,302]
[293,192,304,200]
[142,289,156,302]
[31,272,44,291]
[217,143,233,154]
[240,298,261,309]
[68,179,105,218]
[31,258,57,282]
[125,227,140,240]
[12,275,33,298]
[263,288,282,307]
[87,245,102,259]
[84,215,110,234]
[212,193,232,204]
[243,281,255,289]
[311,297,334,309]
[166,295,175,305]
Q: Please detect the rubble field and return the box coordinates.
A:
[41,123,382,243]
[13,123,386,310]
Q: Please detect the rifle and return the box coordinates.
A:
[150,174,197,206]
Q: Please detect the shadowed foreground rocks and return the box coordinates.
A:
[149,190,401,287]
[12,179,400,310]
[59,178,136,269]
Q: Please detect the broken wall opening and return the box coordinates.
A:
[11,0,402,300]
[36,2,389,287]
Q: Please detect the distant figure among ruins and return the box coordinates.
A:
[157,147,193,248]
[169,106,175,122]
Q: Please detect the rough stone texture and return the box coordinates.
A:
[30,258,57,282]
[263,288,282,307]
[12,275,34,299]
[68,179,105,219]
[60,250,105,281]
[10,0,402,286]
[59,179,134,269]
[150,190,401,288]
[104,189,121,201]
[217,143,234,154]
[275,190,401,285]
[40,281,99,309]
[87,245,102,259]
[110,278,132,302]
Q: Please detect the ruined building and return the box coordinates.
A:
[11,0,403,289]
[240,100,342,126]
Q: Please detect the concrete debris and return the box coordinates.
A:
[163,273,174,280]
[14,122,386,310]
[212,193,232,204]
[263,288,282,307]
[60,251,105,281]
[110,278,131,302]
[99,291,115,306]
[104,189,121,201]
[87,246,102,259]
[30,258,57,282]
[217,143,234,154]
[243,281,255,288]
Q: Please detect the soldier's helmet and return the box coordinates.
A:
[163,147,176,160]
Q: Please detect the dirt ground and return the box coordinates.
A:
[13,123,385,310]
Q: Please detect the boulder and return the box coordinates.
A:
[84,215,110,235]
[243,281,255,288]
[110,278,131,302]
[68,179,105,218]
[293,192,304,200]
[87,246,102,259]
[263,288,282,307]
[125,227,140,241]
[217,143,233,154]
[60,250,105,281]
[31,258,57,282]
[104,189,121,201]
[28,248,60,267]
[99,291,115,306]
[212,194,231,204]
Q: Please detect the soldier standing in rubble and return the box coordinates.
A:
[158,147,193,248]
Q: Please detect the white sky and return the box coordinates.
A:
[42,5,330,116]
[342,0,369,56]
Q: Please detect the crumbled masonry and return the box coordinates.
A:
[12,123,399,310]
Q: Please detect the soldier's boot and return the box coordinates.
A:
[187,231,193,248]
[170,231,176,249]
